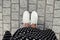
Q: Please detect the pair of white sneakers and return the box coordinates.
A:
[23,11,38,25]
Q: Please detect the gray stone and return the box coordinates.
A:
[12,4,19,12]
[12,12,19,20]
[3,16,10,23]
[29,5,36,12]
[53,18,60,25]
[38,0,45,9]
[11,0,19,3]
[3,8,10,15]
[38,17,44,24]
[0,0,2,4]
[3,24,10,31]
[47,0,54,5]
[3,0,10,7]
[0,5,2,12]
[29,0,36,4]
[0,36,3,40]
[45,14,53,22]
[45,21,53,29]
[0,21,2,28]
[0,28,2,35]
[11,28,18,34]
[0,13,2,19]
[55,1,60,9]
[20,0,27,7]
[46,6,53,13]
[11,21,19,28]
[55,34,60,40]
[20,8,27,15]
[52,26,60,33]
[37,9,44,16]
[54,10,60,17]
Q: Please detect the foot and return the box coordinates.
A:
[31,11,38,28]
[23,11,30,27]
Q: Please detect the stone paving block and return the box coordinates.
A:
[46,5,53,13]
[55,33,60,40]
[55,1,60,9]
[0,5,2,12]
[0,0,2,4]
[0,21,2,28]
[45,14,53,22]
[12,4,19,12]
[11,0,19,3]
[11,21,19,28]
[54,10,60,17]
[38,17,44,24]
[20,0,27,7]
[52,26,60,33]
[20,8,27,15]
[3,24,10,32]
[0,36,3,40]
[0,28,2,36]
[29,0,36,4]
[38,0,45,9]
[12,12,19,20]
[11,28,18,35]
[3,8,10,15]
[47,0,54,5]
[53,18,60,25]
[29,5,36,12]
[3,0,10,7]
[45,21,53,29]
[37,9,44,16]
[0,13,2,19]
[3,16,10,23]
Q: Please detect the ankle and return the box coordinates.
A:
[31,24,36,28]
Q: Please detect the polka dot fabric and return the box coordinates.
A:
[11,27,57,40]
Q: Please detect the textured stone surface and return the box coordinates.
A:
[11,28,18,35]
[3,8,10,15]
[3,16,10,23]
[47,0,54,5]
[55,34,60,40]
[11,0,19,3]
[12,4,19,12]
[46,6,53,13]
[29,0,36,4]
[38,17,44,24]
[29,5,36,12]
[20,0,27,7]
[53,18,60,25]
[45,14,53,22]
[0,21,2,28]
[38,0,45,9]
[0,13,2,19]
[54,10,60,17]
[45,21,53,29]
[37,9,44,16]
[55,1,60,9]
[11,21,19,28]
[3,24,10,31]
[0,28,2,35]
[3,0,10,7]
[20,8,27,15]
[0,5,2,12]
[52,26,60,33]
[12,12,19,20]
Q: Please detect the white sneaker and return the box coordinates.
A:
[23,11,30,24]
[31,11,38,24]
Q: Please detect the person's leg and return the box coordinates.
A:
[23,11,30,27]
[31,11,38,28]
